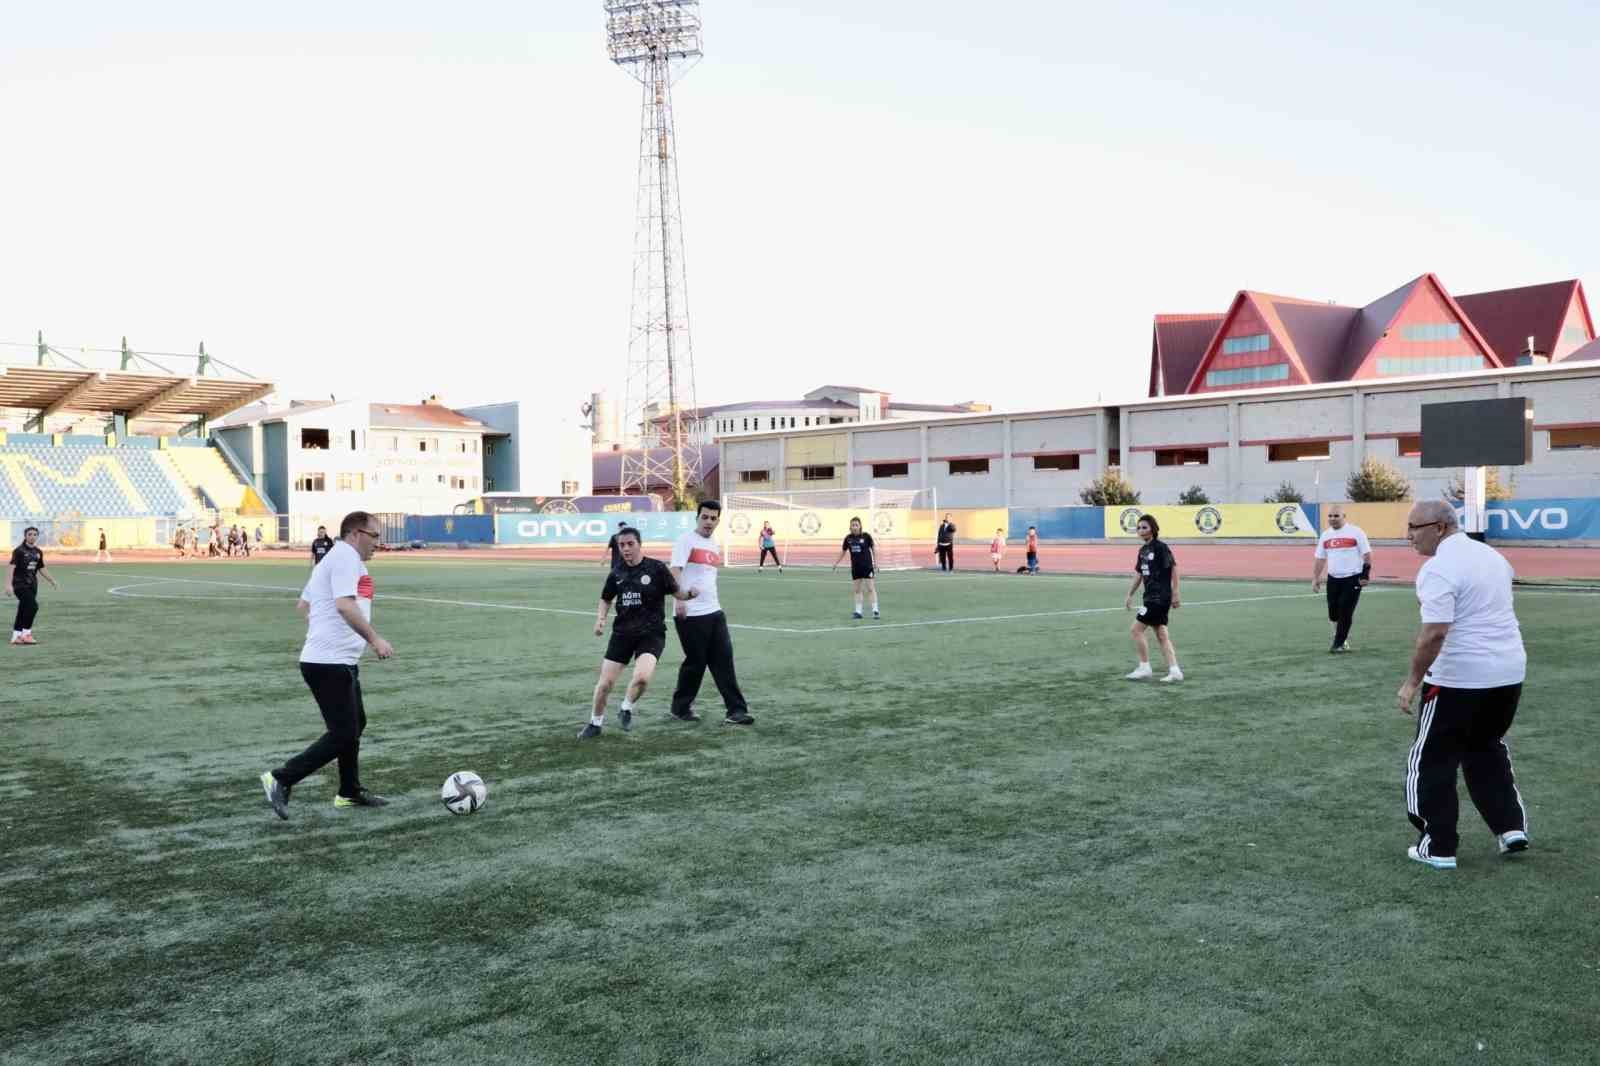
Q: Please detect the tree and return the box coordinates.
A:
[1442,467,1513,501]
[1262,481,1304,503]
[1346,457,1412,502]
[1079,467,1140,506]
[1177,484,1210,505]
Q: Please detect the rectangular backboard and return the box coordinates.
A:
[1419,397,1533,467]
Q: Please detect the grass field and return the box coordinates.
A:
[5,558,1598,1065]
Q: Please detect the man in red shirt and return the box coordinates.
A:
[1025,526,1040,575]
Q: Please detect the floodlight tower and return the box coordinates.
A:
[606,0,703,503]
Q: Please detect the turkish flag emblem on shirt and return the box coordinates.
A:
[1325,537,1358,549]
[687,548,722,566]
[357,575,375,599]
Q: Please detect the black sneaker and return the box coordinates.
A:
[578,722,603,740]
[1330,642,1346,654]
[620,706,634,732]
[669,708,701,722]
[259,770,289,821]
[333,788,388,808]
[723,711,755,726]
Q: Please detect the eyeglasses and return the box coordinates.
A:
[354,528,383,540]
[1406,521,1442,532]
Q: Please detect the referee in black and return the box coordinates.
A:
[1397,500,1530,870]
[310,525,335,568]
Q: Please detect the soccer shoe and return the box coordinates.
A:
[1497,830,1530,856]
[1160,667,1184,683]
[620,706,634,732]
[852,611,863,620]
[19,634,37,645]
[723,711,755,726]
[8,636,19,646]
[668,708,701,723]
[1124,665,1153,680]
[260,771,289,821]
[1331,643,1352,654]
[1407,845,1456,870]
[578,722,603,740]
[872,609,880,619]
[333,788,389,808]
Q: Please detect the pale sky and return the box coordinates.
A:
[3,1,1596,421]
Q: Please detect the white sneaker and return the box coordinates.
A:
[1124,664,1153,680]
[1407,845,1456,870]
[1160,667,1184,683]
[1497,830,1529,856]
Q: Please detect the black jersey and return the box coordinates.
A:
[602,557,679,636]
[607,533,624,571]
[1135,538,1176,604]
[842,532,876,570]
[9,544,44,592]
[311,536,335,565]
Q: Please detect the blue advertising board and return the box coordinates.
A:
[405,515,495,544]
[1008,507,1109,540]
[1460,498,1600,541]
[496,511,697,546]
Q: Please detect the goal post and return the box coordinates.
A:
[721,487,937,570]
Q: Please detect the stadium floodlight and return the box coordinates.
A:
[605,1,704,505]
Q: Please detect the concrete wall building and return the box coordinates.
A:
[458,401,591,497]
[645,384,991,446]
[722,360,1600,510]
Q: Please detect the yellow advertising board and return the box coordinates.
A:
[1335,502,1412,539]
[1103,503,1316,539]
[723,505,1008,546]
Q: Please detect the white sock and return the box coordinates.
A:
[620,699,635,712]
[871,601,879,611]
[21,630,31,638]
[854,598,863,612]
[590,714,604,726]
[10,631,18,640]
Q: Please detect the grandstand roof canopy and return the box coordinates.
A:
[0,363,274,422]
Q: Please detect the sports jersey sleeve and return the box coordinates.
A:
[841,536,851,551]
[1314,534,1328,559]
[36,550,45,569]
[9,547,21,569]
[324,547,361,599]
[670,534,690,569]
[863,534,875,549]
[658,564,679,594]
[1416,566,1456,624]
[1160,544,1176,572]
[601,573,619,602]
[1355,528,1371,555]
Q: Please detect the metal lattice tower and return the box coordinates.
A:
[606,0,703,503]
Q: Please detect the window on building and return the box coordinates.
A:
[1376,355,1482,376]
[738,469,772,484]
[743,418,750,431]
[418,438,429,452]
[335,473,365,492]
[395,473,404,484]
[804,417,811,426]
[473,439,480,454]
[1032,454,1081,471]
[1267,440,1331,462]
[437,474,447,484]
[1205,363,1289,388]
[450,476,468,490]
[1563,325,1589,346]
[350,430,358,450]
[485,440,496,455]
[872,462,910,478]
[1154,449,1208,467]
[948,458,990,475]
[1549,426,1600,450]
[1108,449,1121,467]
[1221,333,1271,355]
[485,477,496,491]
[1401,322,1462,342]
[299,428,330,450]
[559,479,576,493]
[1397,434,1423,458]
[829,417,845,424]
[295,472,326,492]
[801,465,835,481]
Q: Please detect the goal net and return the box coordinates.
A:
[721,487,937,570]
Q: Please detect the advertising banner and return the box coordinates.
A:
[474,495,658,515]
[1103,503,1317,539]
[722,506,970,544]
[406,515,494,544]
[1461,498,1600,541]
[496,511,696,546]
[1009,507,1104,540]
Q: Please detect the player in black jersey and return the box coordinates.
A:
[8,526,59,646]
[1123,514,1183,682]
[310,526,335,568]
[582,527,697,738]
[602,519,629,572]
[832,516,879,620]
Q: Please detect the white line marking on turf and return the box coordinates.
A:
[792,591,1323,634]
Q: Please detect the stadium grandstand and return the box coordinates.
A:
[1,341,276,549]
[1150,274,1594,396]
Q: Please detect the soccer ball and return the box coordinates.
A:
[441,771,487,815]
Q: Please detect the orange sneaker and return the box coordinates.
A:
[19,634,37,645]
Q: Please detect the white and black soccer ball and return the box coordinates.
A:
[441,771,487,815]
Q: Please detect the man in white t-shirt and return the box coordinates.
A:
[1396,499,1530,870]
[1312,504,1372,653]
[260,510,395,820]
[667,500,754,726]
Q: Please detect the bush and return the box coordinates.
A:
[1262,481,1304,503]
[1079,467,1141,506]
[1442,467,1513,501]
[1346,457,1412,502]
[1177,484,1210,505]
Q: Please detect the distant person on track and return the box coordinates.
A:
[1395,499,1530,871]
[310,525,335,569]
[255,524,264,550]
[260,510,393,820]
[668,500,755,727]
[990,528,1006,572]
[7,526,58,646]
[1025,526,1039,575]
[581,527,697,739]
[173,527,187,559]
[936,513,956,572]
[96,528,112,563]
[1124,515,1182,682]
[758,521,783,572]
[1313,504,1371,653]
[832,516,879,620]
[603,519,629,573]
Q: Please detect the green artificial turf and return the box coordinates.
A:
[4,559,1597,1065]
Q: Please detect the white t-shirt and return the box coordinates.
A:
[670,530,723,617]
[300,540,374,665]
[1415,532,1526,688]
[1315,523,1371,578]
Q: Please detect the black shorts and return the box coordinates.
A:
[850,565,875,581]
[605,629,666,665]
[1135,601,1170,628]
